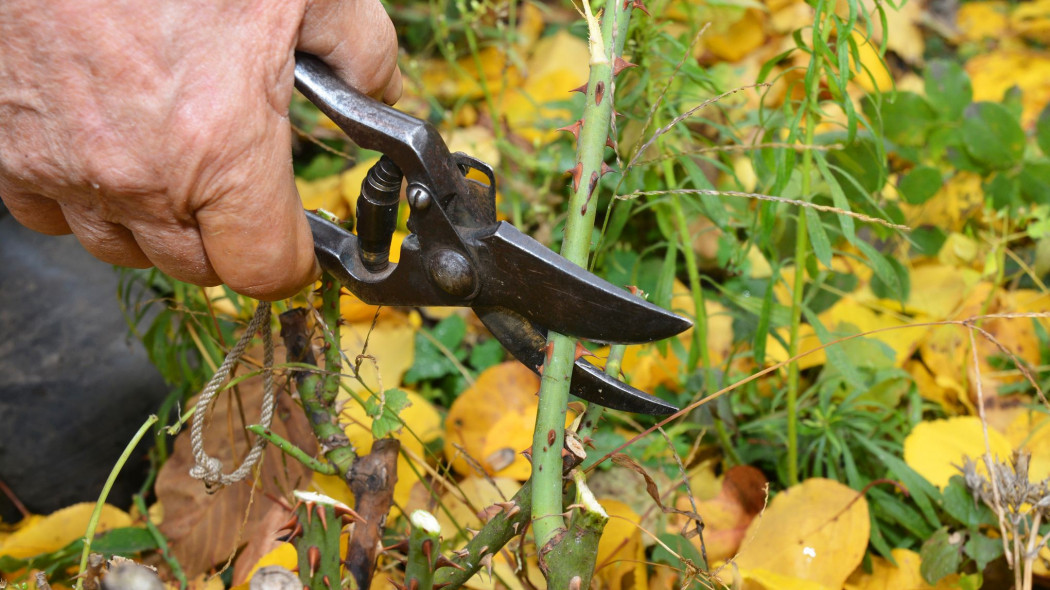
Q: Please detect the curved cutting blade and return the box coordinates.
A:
[470,222,692,344]
[476,306,679,415]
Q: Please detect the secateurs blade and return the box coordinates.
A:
[294,53,691,415]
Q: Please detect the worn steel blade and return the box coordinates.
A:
[475,307,679,415]
[470,222,691,344]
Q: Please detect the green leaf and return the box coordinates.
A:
[814,152,856,244]
[651,532,706,569]
[804,210,833,268]
[855,240,906,301]
[920,527,964,584]
[468,339,504,371]
[368,388,411,439]
[864,92,937,147]
[1020,160,1050,204]
[942,476,984,529]
[1037,104,1050,157]
[960,102,1025,171]
[964,532,1004,571]
[855,437,942,528]
[403,315,467,384]
[985,171,1021,210]
[924,59,972,120]
[828,138,886,199]
[869,255,910,302]
[804,307,866,390]
[899,166,942,205]
[910,227,948,257]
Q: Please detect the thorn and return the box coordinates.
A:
[512,521,520,534]
[613,56,638,76]
[333,504,362,524]
[435,556,466,571]
[612,109,623,118]
[629,0,650,15]
[595,80,605,106]
[277,515,300,533]
[574,341,596,362]
[606,136,618,151]
[322,575,332,588]
[422,539,434,566]
[480,553,494,579]
[557,120,583,141]
[408,580,420,590]
[521,447,532,462]
[453,547,471,559]
[582,435,596,448]
[569,83,587,94]
[383,540,410,554]
[567,162,583,193]
[316,505,328,531]
[307,545,321,578]
[543,341,555,363]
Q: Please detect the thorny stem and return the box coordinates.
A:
[531,0,632,557]
[320,276,342,406]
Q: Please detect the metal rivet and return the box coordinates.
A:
[407,185,431,211]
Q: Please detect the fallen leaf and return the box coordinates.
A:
[0,503,132,560]
[444,362,540,478]
[903,416,1012,489]
[155,357,316,578]
[594,498,647,590]
[734,478,869,590]
[843,548,926,590]
[956,1,1011,42]
[967,49,1050,128]
[704,9,767,63]
[1004,411,1050,482]
[676,465,767,564]
[341,314,416,396]
[1010,0,1050,44]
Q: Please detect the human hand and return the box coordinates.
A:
[0,0,401,300]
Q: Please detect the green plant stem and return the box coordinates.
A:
[320,276,342,406]
[133,493,186,589]
[576,345,626,440]
[246,424,337,475]
[785,5,825,487]
[405,511,441,590]
[75,414,158,590]
[531,0,630,558]
[540,471,609,589]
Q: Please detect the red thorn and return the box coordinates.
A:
[629,0,650,15]
[333,504,362,524]
[582,435,596,448]
[435,556,466,571]
[557,120,583,141]
[383,540,411,554]
[606,136,618,150]
[307,545,321,578]
[587,170,599,197]
[595,80,605,105]
[316,505,329,532]
[277,515,300,533]
[521,447,533,462]
[574,342,595,362]
[322,575,331,588]
[422,539,434,566]
[569,83,587,94]
[567,162,584,193]
[612,56,638,76]
[600,161,616,177]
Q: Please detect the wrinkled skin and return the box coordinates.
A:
[0,0,401,300]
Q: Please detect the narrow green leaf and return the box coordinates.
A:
[855,240,903,300]
[804,307,865,390]
[814,152,855,244]
[855,437,942,528]
[805,210,833,268]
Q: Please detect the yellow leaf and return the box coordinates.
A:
[822,296,914,366]
[957,1,1010,41]
[705,9,767,63]
[498,31,591,144]
[1004,411,1050,482]
[677,465,768,564]
[594,498,647,590]
[742,568,832,590]
[434,476,522,541]
[901,173,984,232]
[907,359,970,415]
[765,323,826,369]
[850,31,892,94]
[903,417,1012,489]
[901,263,982,320]
[1011,0,1050,44]
[340,315,416,396]
[297,174,347,219]
[968,49,1050,128]
[844,548,926,590]
[0,503,132,560]
[230,543,297,590]
[444,362,541,478]
[735,478,869,590]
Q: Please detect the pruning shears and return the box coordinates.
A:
[294,54,691,415]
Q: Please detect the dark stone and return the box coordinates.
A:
[0,206,169,522]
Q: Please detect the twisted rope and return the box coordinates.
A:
[189,302,275,490]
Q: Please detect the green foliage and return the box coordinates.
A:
[366,388,413,439]
[403,314,504,404]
